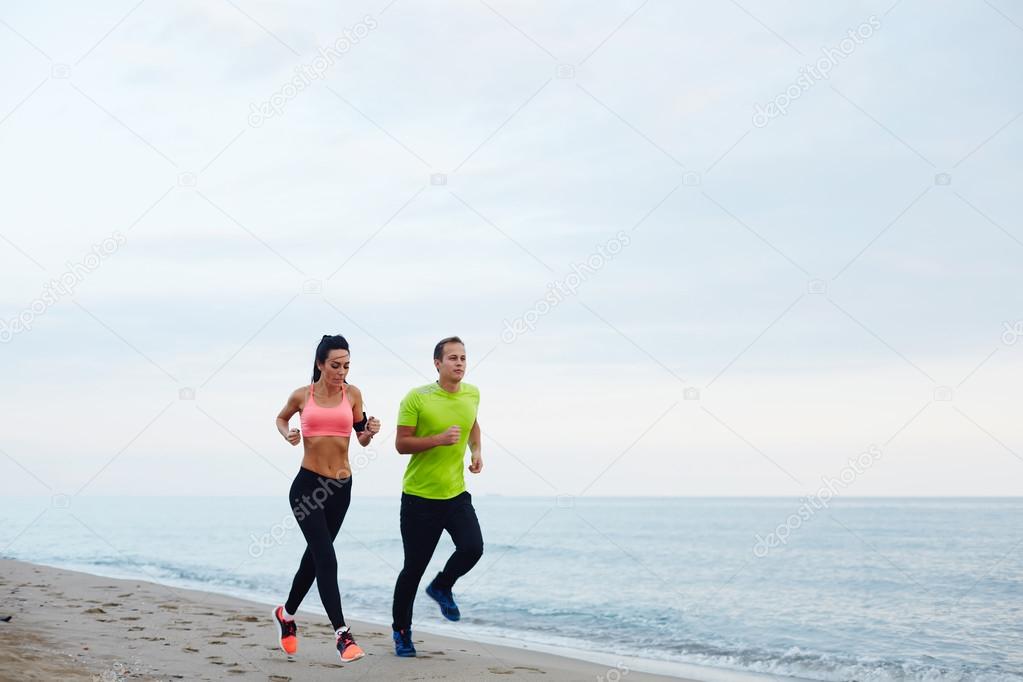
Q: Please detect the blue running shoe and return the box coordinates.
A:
[426,579,461,621]
[393,628,416,657]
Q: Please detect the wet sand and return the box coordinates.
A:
[0,558,690,681]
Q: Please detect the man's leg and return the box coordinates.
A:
[432,492,484,592]
[391,493,445,631]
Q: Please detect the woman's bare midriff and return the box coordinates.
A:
[301,436,352,479]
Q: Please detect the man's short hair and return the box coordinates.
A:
[433,336,464,361]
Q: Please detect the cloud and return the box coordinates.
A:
[1,0,1021,496]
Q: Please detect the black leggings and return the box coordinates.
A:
[284,467,352,630]
[392,491,484,631]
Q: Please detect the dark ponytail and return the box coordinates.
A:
[312,334,350,382]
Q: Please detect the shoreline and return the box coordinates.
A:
[0,558,697,681]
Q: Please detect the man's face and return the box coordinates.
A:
[435,342,466,381]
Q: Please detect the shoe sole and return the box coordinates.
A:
[272,608,296,655]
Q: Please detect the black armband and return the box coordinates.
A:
[353,412,368,433]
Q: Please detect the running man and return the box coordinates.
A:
[391,336,484,657]
[271,334,380,663]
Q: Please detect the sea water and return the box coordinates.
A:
[1,496,1020,681]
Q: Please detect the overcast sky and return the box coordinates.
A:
[2,0,1022,497]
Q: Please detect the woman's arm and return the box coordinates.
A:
[347,385,379,447]
[276,388,302,444]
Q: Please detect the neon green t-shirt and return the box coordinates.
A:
[397,381,480,500]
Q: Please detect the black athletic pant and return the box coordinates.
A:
[392,490,484,631]
[284,467,352,631]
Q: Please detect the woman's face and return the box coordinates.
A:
[319,349,350,387]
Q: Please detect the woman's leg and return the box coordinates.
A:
[283,546,315,616]
[325,476,352,540]
[284,475,352,615]
[284,470,350,630]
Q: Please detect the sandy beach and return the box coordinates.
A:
[0,558,689,681]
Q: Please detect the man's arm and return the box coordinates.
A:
[468,419,482,473]
[469,419,481,456]
[396,424,463,454]
[395,425,442,454]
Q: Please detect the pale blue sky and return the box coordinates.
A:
[1,0,1022,497]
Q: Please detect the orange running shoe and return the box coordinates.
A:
[272,606,298,655]
[336,627,365,662]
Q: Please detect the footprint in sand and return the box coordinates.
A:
[182,647,199,653]
[102,602,121,607]
[227,614,260,623]
[488,667,514,675]
[83,607,106,614]
[158,604,179,610]
[120,616,140,621]
[268,676,291,682]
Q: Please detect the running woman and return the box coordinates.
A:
[391,336,484,657]
[271,334,380,663]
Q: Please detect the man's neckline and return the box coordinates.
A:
[435,380,462,394]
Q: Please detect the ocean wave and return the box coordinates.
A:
[10,551,1021,682]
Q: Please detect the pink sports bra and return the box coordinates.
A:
[300,382,354,437]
